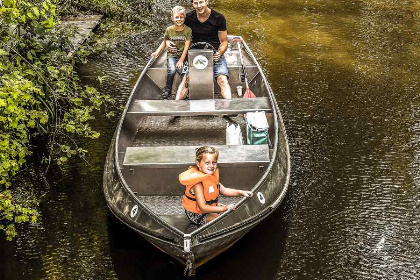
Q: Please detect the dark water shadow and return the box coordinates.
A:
[108,214,187,280]
[108,197,290,280]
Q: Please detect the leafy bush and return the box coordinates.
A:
[0,0,113,240]
[56,0,154,24]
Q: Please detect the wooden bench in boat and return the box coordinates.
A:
[127,97,271,116]
[123,145,270,168]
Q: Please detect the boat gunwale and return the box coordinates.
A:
[113,58,185,238]
[111,35,290,241]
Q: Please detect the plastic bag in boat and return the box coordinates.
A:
[226,123,243,145]
[245,111,269,145]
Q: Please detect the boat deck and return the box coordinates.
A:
[132,115,245,147]
[138,196,242,215]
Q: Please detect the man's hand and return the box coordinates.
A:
[213,51,221,61]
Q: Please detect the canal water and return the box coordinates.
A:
[1,0,419,279]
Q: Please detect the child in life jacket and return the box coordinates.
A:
[180,146,253,226]
[151,6,191,99]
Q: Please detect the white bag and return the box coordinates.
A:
[226,123,243,145]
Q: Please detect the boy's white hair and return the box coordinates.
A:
[171,6,186,17]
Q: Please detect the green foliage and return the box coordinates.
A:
[55,0,154,24]
[0,0,113,240]
[0,190,38,241]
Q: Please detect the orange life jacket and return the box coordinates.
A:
[180,166,220,214]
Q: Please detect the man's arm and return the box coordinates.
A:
[214,30,228,61]
[218,30,228,55]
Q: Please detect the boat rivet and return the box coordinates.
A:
[257,192,265,204]
[130,205,139,218]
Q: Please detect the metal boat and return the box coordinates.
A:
[103,36,290,275]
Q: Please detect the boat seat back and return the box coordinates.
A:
[127,97,272,116]
[123,145,269,168]
[188,49,214,99]
[145,49,264,97]
[122,145,270,195]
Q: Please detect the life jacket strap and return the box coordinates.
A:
[184,193,219,205]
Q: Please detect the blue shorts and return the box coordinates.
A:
[213,55,229,79]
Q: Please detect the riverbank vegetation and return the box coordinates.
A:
[0,0,145,240]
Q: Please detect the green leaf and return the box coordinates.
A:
[27,51,33,61]
[4,0,15,7]
[40,115,48,124]
[48,16,54,28]
[2,161,10,169]
[33,7,40,18]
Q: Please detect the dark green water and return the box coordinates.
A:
[1,0,420,279]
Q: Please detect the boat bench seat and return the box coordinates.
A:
[127,97,272,116]
[123,145,270,168]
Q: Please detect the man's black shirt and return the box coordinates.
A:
[185,9,227,50]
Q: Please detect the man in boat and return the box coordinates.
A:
[174,0,231,100]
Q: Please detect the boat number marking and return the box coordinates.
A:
[257,192,265,204]
[130,205,139,218]
[193,55,208,70]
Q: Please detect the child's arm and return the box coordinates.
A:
[176,40,191,69]
[219,183,253,197]
[151,40,166,58]
[193,183,230,213]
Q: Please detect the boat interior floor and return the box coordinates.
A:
[138,195,242,215]
[132,115,245,147]
[138,195,242,233]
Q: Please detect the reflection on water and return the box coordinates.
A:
[1,0,420,279]
[217,0,420,279]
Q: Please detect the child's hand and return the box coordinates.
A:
[167,41,177,53]
[241,190,253,197]
[151,51,159,58]
[176,60,184,70]
[225,204,236,211]
[219,203,235,211]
